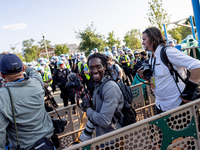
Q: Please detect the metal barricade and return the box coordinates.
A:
[50,82,156,149]
[67,99,200,150]
[48,104,88,149]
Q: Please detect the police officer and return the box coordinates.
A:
[73,53,81,73]
[53,61,76,112]
[79,56,90,88]
[118,51,132,85]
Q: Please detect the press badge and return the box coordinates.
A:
[151,77,155,89]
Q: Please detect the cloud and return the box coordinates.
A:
[61,36,67,39]
[1,23,27,30]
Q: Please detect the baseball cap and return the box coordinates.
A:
[0,54,23,74]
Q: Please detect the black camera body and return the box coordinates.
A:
[52,118,68,133]
[65,78,82,90]
[140,63,152,80]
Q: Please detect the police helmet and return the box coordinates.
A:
[57,60,64,65]
[105,46,109,50]
[94,48,98,53]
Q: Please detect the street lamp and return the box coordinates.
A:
[42,32,49,60]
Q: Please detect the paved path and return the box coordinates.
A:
[53,88,64,109]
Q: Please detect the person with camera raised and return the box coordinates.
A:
[79,53,124,141]
[0,54,55,149]
[138,27,200,114]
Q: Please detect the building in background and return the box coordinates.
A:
[40,43,79,57]
[40,48,55,57]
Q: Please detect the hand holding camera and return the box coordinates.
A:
[138,63,152,80]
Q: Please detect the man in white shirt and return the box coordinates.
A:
[138,27,200,114]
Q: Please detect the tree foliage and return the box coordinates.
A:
[168,28,182,44]
[116,38,121,49]
[22,39,40,62]
[123,29,142,49]
[168,18,195,43]
[75,23,106,56]
[106,31,117,48]
[14,52,25,62]
[147,0,170,30]
[38,39,51,49]
[54,44,69,56]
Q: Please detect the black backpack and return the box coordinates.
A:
[98,78,136,127]
[160,46,199,100]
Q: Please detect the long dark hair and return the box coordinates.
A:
[87,53,113,78]
[143,27,166,51]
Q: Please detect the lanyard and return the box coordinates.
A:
[13,78,25,82]
[150,54,156,74]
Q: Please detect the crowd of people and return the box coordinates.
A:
[1,27,200,149]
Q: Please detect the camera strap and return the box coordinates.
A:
[34,76,62,120]
[150,54,156,74]
[5,87,22,150]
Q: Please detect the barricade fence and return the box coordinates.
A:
[66,99,200,150]
[49,82,156,149]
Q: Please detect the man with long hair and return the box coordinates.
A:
[138,27,200,114]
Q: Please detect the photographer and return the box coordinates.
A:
[138,27,200,114]
[0,54,55,149]
[78,53,124,141]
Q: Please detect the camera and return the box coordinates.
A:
[52,118,68,133]
[80,120,95,142]
[140,63,152,80]
[65,73,82,90]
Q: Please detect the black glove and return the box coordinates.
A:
[181,80,199,101]
[57,83,61,88]
[79,97,91,112]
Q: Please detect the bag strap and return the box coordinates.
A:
[5,87,21,149]
[160,46,186,84]
[98,78,114,100]
[160,46,187,94]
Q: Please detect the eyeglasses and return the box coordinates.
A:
[8,66,21,73]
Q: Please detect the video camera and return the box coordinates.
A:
[140,63,152,80]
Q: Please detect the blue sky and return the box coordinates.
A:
[0,0,194,53]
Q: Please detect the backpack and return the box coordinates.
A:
[98,78,137,127]
[113,64,127,82]
[160,46,200,100]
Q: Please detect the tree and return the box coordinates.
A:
[106,31,117,48]
[38,39,51,49]
[123,29,142,49]
[147,0,170,30]
[168,28,182,44]
[75,23,106,56]
[116,38,121,49]
[22,39,40,62]
[54,44,69,56]
[14,52,25,62]
[24,45,40,62]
